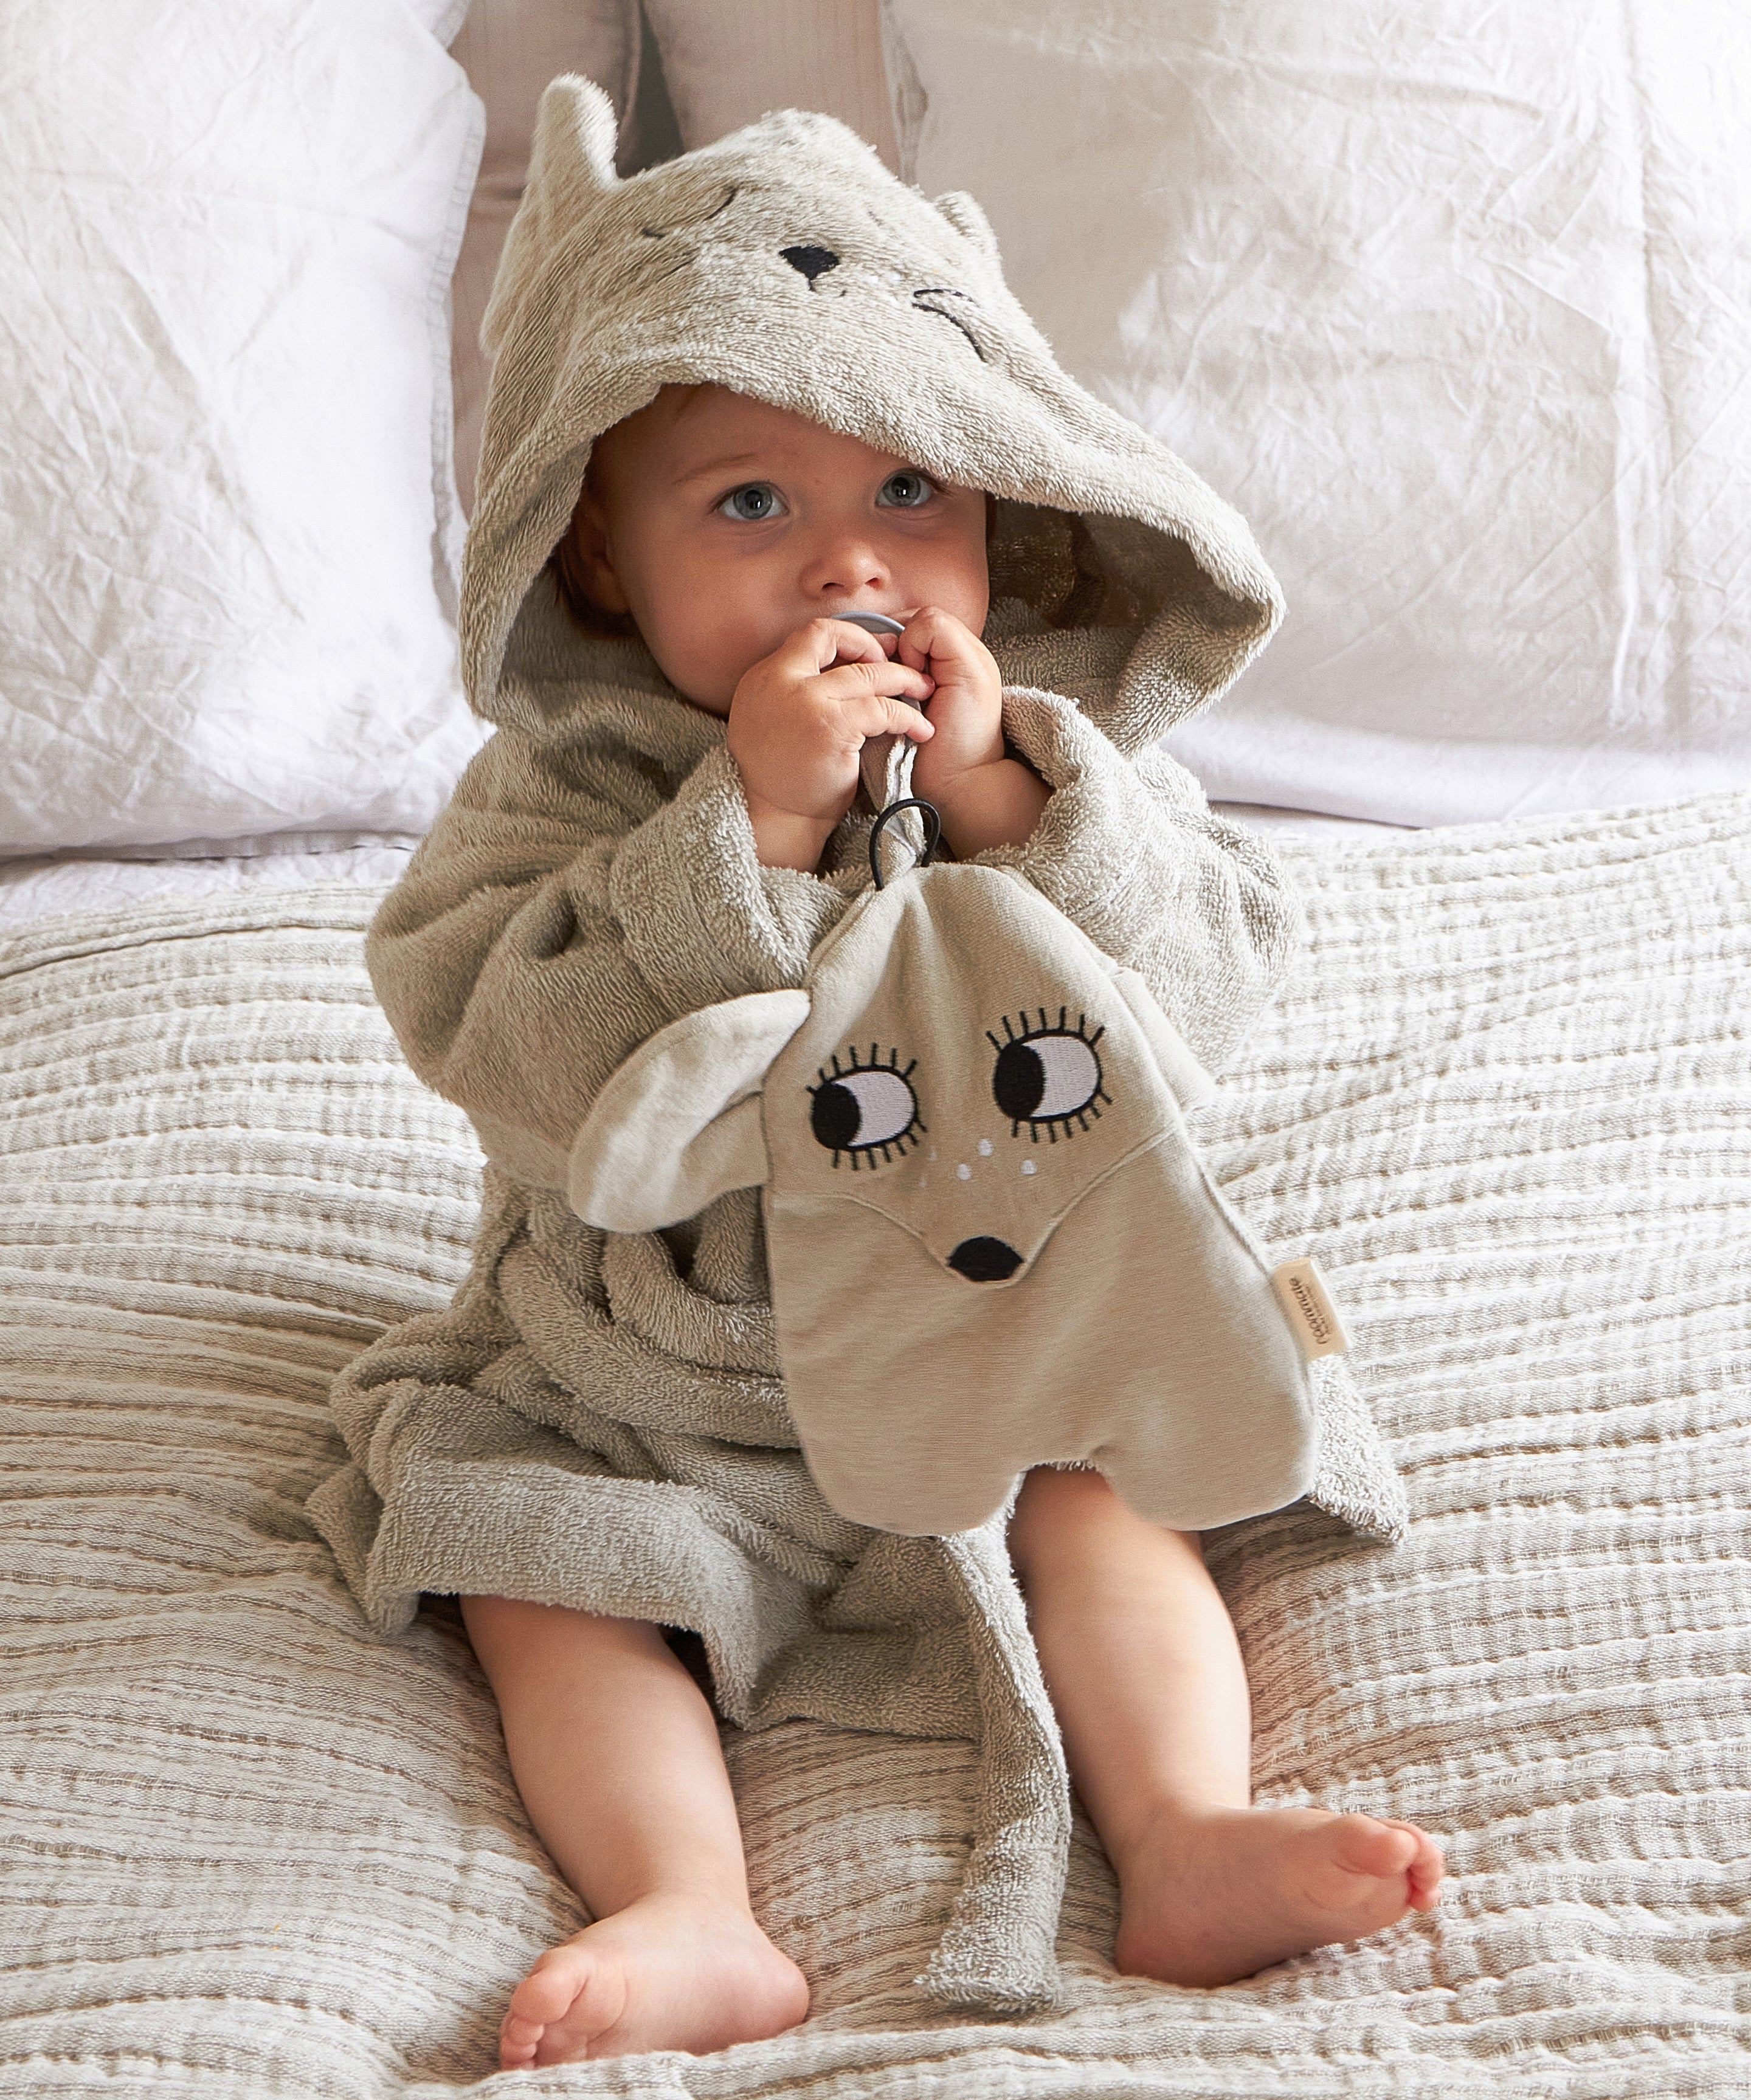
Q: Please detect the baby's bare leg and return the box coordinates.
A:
[1009,1470,1442,1986]
[460,1597,808,2069]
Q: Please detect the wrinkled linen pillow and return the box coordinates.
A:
[0,0,489,856]
[883,0,1751,825]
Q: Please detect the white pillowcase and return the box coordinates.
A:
[883,1,1751,825]
[0,0,489,856]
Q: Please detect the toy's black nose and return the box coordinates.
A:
[781,244,839,284]
[947,1236,1023,1283]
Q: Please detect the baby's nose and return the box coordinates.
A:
[781,244,839,285]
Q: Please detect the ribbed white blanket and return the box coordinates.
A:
[1,792,1746,2097]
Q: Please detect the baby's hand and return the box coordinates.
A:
[728,618,934,870]
[900,607,1049,858]
[898,607,1005,805]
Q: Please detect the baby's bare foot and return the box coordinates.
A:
[1113,1805,1443,1988]
[498,1890,810,2069]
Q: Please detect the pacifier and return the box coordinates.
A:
[833,610,907,641]
[831,612,936,880]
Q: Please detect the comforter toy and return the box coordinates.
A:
[572,791,1343,1537]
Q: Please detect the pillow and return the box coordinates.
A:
[643,0,898,168]
[0,0,489,857]
[449,0,643,514]
[882,1,1751,825]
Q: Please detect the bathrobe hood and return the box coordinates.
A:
[465,77,1283,752]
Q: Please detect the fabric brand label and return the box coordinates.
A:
[1271,1257,1350,1361]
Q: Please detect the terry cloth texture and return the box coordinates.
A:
[5,792,1749,2094]
[307,80,1403,2010]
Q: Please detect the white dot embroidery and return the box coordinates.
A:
[956,1163,972,1180]
[1021,1159,1037,1176]
[976,1138,993,1156]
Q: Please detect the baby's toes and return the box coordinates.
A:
[499,1997,549,2072]
[1387,1822,1446,1910]
[498,2014,542,2071]
[499,1944,613,2070]
[508,1949,587,2028]
[1328,1813,1424,1887]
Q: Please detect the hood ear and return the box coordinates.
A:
[483,75,620,359]
[568,990,810,1234]
[934,189,1001,262]
[544,73,621,193]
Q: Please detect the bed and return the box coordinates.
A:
[2,4,1747,2095]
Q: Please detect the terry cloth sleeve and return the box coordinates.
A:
[364,721,846,1193]
[986,686,1304,1076]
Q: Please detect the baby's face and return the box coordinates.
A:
[572,385,989,712]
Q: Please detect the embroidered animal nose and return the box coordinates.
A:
[947,1236,1023,1283]
[781,244,839,284]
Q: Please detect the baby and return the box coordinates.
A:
[478,382,1440,2067]
[314,83,1440,2075]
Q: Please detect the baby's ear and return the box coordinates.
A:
[933,190,1001,263]
[568,991,810,1233]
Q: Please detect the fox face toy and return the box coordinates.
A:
[570,841,1337,1539]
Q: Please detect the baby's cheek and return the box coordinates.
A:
[644,609,757,717]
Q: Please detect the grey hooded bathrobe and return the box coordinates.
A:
[308,77,1406,2012]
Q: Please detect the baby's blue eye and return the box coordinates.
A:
[718,483,784,522]
[877,471,934,510]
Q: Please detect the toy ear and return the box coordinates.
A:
[934,190,1001,263]
[568,990,810,1233]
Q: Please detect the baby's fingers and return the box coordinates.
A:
[896,605,977,675]
[817,657,935,715]
[859,694,936,744]
[821,679,936,746]
[789,616,888,672]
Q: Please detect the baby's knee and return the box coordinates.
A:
[1008,1464,1116,1571]
[1007,1466,1201,1587]
[460,1594,668,1691]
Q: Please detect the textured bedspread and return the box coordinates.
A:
[1,793,1747,2097]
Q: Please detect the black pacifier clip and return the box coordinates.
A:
[832,609,942,892]
[868,797,942,890]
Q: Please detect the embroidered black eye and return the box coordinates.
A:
[717,482,785,522]
[989,1009,1108,1141]
[809,1045,923,1169]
